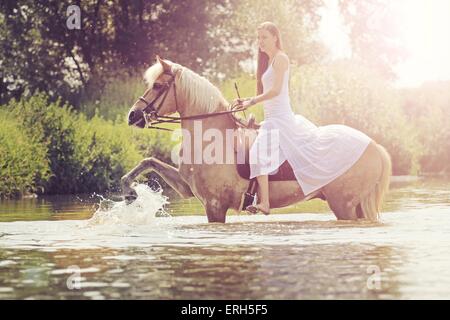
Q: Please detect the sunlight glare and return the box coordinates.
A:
[395,0,450,86]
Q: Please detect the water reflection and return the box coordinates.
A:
[0,244,404,299]
[0,194,97,222]
[0,177,450,299]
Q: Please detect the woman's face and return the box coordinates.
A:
[257,28,277,53]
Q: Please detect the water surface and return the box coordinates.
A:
[1,177,449,299]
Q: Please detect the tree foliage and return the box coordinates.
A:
[338,0,408,79]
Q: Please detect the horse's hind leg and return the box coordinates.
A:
[121,157,194,200]
[323,141,383,220]
[324,191,359,220]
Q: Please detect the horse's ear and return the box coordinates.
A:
[156,55,171,73]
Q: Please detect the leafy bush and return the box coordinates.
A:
[0,110,50,198]
[2,62,447,199]
[3,93,176,196]
[73,114,178,192]
[6,93,82,193]
[401,82,450,174]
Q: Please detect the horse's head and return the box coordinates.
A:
[128,55,181,128]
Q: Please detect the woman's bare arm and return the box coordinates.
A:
[251,54,289,105]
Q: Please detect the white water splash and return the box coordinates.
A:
[0,183,179,249]
[85,184,170,227]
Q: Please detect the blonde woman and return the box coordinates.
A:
[236,21,371,215]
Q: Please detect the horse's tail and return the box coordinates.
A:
[360,143,392,221]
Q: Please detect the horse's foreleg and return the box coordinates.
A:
[205,201,228,223]
[121,157,194,200]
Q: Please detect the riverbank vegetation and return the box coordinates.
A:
[1,0,449,198]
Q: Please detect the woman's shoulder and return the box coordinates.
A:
[276,51,290,61]
[273,51,290,70]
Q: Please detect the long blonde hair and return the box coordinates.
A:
[256,22,283,95]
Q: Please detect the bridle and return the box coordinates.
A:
[134,71,179,131]
[132,70,250,131]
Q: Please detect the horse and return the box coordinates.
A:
[122,55,392,223]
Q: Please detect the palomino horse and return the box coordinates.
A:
[122,55,391,223]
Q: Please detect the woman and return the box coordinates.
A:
[236,21,371,215]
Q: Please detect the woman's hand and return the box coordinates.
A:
[234,97,254,108]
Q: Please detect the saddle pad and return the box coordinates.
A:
[236,160,297,181]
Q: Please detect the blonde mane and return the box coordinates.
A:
[144,60,229,113]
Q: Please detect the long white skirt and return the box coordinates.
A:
[249,112,372,196]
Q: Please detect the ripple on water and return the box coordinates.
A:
[0,180,450,299]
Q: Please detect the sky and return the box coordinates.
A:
[318,0,450,87]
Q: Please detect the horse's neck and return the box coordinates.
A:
[180,114,236,136]
[179,102,236,133]
[178,103,237,166]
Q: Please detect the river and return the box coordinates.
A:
[0,176,449,299]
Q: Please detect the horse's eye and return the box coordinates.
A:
[153,83,162,90]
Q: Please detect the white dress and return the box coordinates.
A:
[249,58,372,196]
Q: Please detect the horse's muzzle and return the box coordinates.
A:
[128,109,146,128]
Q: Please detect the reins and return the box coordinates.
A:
[145,103,250,131]
[135,70,249,131]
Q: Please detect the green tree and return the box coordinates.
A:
[338,0,408,79]
[0,0,231,106]
[401,81,450,174]
[290,59,420,174]
[212,0,327,80]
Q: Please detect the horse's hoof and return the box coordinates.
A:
[124,194,137,204]
[245,205,258,215]
[245,204,270,215]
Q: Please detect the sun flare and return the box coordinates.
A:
[394,0,450,86]
[320,0,450,87]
